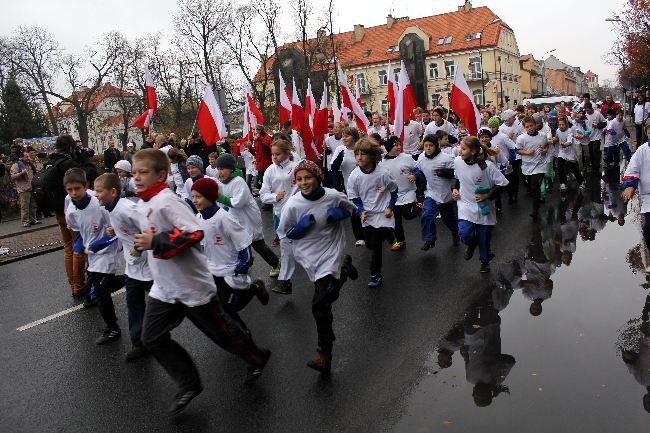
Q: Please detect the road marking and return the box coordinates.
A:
[16,288,126,332]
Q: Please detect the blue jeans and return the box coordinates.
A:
[458,220,495,264]
[125,277,152,347]
[604,142,632,164]
[420,198,458,242]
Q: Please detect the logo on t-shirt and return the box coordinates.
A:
[375,184,383,192]
[91,224,99,234]
[213,234,223,245]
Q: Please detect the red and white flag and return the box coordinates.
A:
[291,79,318,161]
[278,70,292,126]
[387,61,398,124]
[131,108,154,129]
[331,99,342,123]
[337,63,368,133]
[144,65,157,113]
[449,65,481,137]
[354,76,362,107]
[312,84,329,154]
[196,84,227,145]
[305,79,316,129]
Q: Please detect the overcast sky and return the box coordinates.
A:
[4,0,623,84]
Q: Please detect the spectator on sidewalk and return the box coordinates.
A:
[251,125,272,189]
[634,94,650,148]
[103,139,121,173]
[124,142,136,164]
[10,148,39,227]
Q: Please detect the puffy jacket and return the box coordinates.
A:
[252,133,272,172]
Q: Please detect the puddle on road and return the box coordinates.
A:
[393,169,650,433]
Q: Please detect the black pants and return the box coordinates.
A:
[251,239,279,268]
[588,140,601,171]
[508,159,521,200]
[636,124,647,148]
[87,271,119,328]
[351,210,364,241]
[643,213,650,254]
[141,296,267,393]
[213,276,255,332]
[557,158,584,185]
[363,226,394,275]
[312,266,351,354]
[125,277,152,347]
[524,173,545,216]
[393,202,420,242]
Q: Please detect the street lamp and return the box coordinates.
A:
[479,18,501,107]
[540,48,556,95]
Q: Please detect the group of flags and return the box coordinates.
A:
[131,58,482,155]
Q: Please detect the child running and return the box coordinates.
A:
[452,137,509,273]
[277,160,358,374]
[94,173,152,360]
[347,137,398,287]
[414,134,459,251]
[190,177,269,330]
[556,116,584,190]
[517,115,549,221]
[131,149,270,416]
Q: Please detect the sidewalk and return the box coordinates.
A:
[0,216,62,265]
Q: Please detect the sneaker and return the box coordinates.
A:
[464,244,476,261]
[355,240,365,247]
[245,349,271,384]
[269,262,281,277]
[560,183,567,191]
[31,220,42,225]
[271,237,280,247]
[168,386,203,416]
[480,262,491,273]
[96,326,121,345]
[421,240,435,251]
[367,274,383,288]
[390,241,405,251]
[271,279,292,295]
[125,345,149,361]
[452,232,460,246]
[342,254,358,280]
[83,297,98,308]
[251,279,269,305]
[307,350,332,374]
[22,223,31,228]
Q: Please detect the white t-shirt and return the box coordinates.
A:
[277,188,355,282]
[108,198,152,281]
[198,208,253,289]
[453,156,509,226]
[402,121,423,155]
[135,188,216,306]
[205,164,219,178]
[517,132,548,175]
[367,124,388,139]
[623,143,650,213]
[347,164,398,228]
[490,132,515,173]
[499,120,524,161]
[604,118,626,147]
[379,153,417,205]
[331,145,357,189]
[424,120,459,139]
[66,195,119,274]
[242,149,257,176]
[585,110,606,141]
[325,135,343,169]
[217,175,264,241]
[634,101,650,124]
[259,159,298,217]
[414,151,455,204]
[170,162,187,199]
[556,128,577,161]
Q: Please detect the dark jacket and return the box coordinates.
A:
[45,152,81,212]
[103,148,121,172]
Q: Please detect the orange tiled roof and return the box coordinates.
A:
[255,6,509,81]
[53,82,138,118]
[584,70,595,77]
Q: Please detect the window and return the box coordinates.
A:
[444,36,453,44]
[356,73,367,94]
[378,70,387,86]
[475,32,482,39]
[472,89,484,106]
[393,68,401,82]
[386,45,397,53]
[468,57,482,80]
[444,60,455,78]
[381,100,388,115]
[465,33,473,42]
[428,62,439,80]
[437,37,445,45]
[431,94,441,107]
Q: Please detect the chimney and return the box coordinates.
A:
[387,14,395,29]
[352,24,365,43]
[458,0,472,12]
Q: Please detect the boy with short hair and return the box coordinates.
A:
[63,168,122,344]
[131,149,270,416]
[94,173,152,360]
[516,116,549,221]
[205,152,219,178]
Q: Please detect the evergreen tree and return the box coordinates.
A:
[0,79,45,143]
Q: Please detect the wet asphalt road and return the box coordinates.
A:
[1,171,648,433]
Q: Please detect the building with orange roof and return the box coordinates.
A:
[255,1,522,118]
[585,70,599,91]
[53,82,142,152]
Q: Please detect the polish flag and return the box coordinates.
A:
[144,65,157,113]
[398,60,417,121]
[246,90,265,130]
[278,70,292,126]
[354,76,362,107]
[305,79,316,129]
[387,61,397,124]
[131,108,153,129]
[449,65,481,137]
[291,79,318,161]
[331,99,342,123]
[242,99,253,141]
[196,84,227,145]
[312,84,329,153]
[337,63,368,133]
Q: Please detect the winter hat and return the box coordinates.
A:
[487,116,500,128]
[547,110,558,119]
[114,160,132,173]
[293,159,323,182]
[532,113,544,125]
[500,109,516,121]
[382,136,401,154]
[186,155,204,170]
[191,177,219,203]
[478,127,493,138]
[216,153,237,170]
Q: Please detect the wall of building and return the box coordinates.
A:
[544,69,576,96]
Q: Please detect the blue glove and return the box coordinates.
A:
[88,234,118,253]
[234,246,253,275]
[326,207,351,223]
[475,185,491,216]
[287,213,315,240]
[72,232,84,254]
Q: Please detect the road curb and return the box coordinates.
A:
[0,244,63,266]
[0,223,59,240]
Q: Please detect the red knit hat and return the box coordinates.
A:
[191,177,219,202]
[293,159,323,182]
